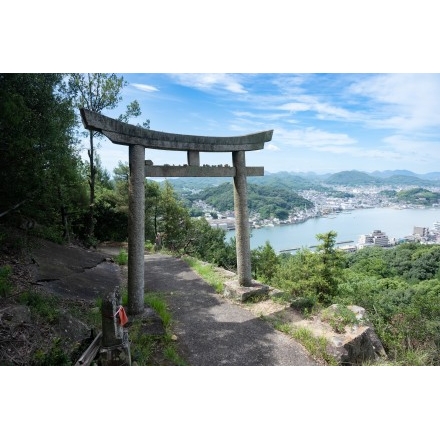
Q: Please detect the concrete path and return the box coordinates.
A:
[144,253,317,366]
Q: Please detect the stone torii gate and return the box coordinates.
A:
[80,108,273,315]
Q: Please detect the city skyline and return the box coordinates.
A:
[83,73,440,177]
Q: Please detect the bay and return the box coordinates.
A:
[225,207,440,252]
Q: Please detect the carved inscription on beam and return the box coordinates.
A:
[145,165,264,178]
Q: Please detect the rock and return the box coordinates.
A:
[55,310,91,342]
[326,324,388,365]
[294,304,387,365]
[1,305,32,328]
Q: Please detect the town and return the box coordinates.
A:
[188,181,440,251]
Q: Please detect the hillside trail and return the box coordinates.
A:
[25,239,317,366]
[142,253,317,366]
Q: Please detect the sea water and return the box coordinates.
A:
[225,207,440,252]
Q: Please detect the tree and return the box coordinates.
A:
[66,73,148,245]
[251,241,279,283]
[0,73,85,240]
[273,231,345,305]
[314,231,346,303]
[157,181,192,252]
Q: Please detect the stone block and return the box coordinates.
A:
[223,279,269,302]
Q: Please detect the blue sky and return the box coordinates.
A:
[92,73,440,176]
[4,3,439,178]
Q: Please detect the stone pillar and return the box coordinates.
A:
[128,144,145,315]
[187,151,200,166]
[232,150,252,286]
[100,288,131,366]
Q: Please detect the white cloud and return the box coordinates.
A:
[275,127,357,148]
[348,74,440,130]
[266,144,280,151]
[131,83,159,92]
[170,73,247,94]
[279,102,311,112]
[278,94,361,122]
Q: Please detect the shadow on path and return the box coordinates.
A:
[144,253,317,366]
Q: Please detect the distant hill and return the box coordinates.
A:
[324,171,381,186]
[185,182,313,219]
[370,169,418,179]
[384,175,428,185]
[421,172,440,181]
[248,172,326,191]
[324,170,440,187]
[371,170,440,181]
[396,187,440,205]
[166,170,440,197]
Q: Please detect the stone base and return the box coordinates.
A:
[129,306,166,337]
[99,330,131,366]
[223,279,269,302]
[293,305,388,365]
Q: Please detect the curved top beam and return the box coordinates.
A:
[80,108,273,152]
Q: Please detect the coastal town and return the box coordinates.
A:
[194,183,440,251]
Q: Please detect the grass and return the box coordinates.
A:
[321,304,359,334]
[116,249,128,265]
[128,292,186,366]
[13,289,101,365]
[18,289,60,324]
[257,312,337,365]
[145,294,171,327]
[289,326,338,366]
[182,255,225,293]
[0,265,13,297]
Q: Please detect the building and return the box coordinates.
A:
[358,229,390,248]
[413,226,428,237]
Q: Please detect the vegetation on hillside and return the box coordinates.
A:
[184,182,313,219]
[250,236,440,366]
[396,187,440,206]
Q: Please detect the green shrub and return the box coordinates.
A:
[0,265,13,297]
[321,305,358,333]
[116,249,128,265]
[32,338,71,366]
[19,290,59,323]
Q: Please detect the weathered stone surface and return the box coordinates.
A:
[224,279,269,302]
[100,287,131,366]
[294,305,387,365]
[99,330,131,366]
[145,164,264,178]
[55,310,91,342]
[326,325,387,365]
[233,150,252,286]
[80,108,273,152]
[128,144,145,316]
[1,305,31,328]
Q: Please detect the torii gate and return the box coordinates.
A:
[80,108,273,315]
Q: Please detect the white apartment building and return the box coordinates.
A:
[358,229,390,248]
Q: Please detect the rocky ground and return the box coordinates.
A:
[0,228,119,365]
